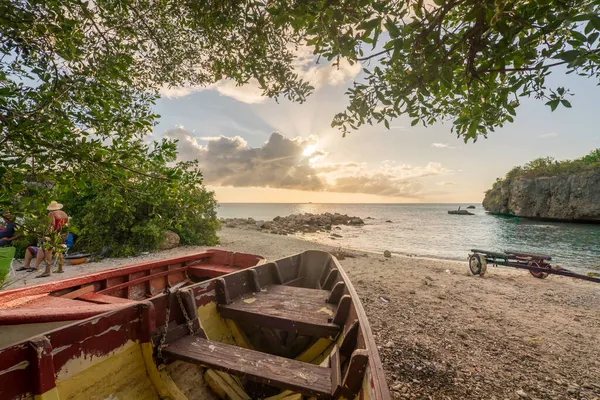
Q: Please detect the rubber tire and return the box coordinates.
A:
[469,254,482,275]
[528,261,550,279]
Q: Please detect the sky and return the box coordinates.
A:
[151,52,600,204]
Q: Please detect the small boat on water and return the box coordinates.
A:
[448,207,474,215]
[0,250,390,400]
[0,249,263,346]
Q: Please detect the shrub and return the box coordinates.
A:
[59,140,219,257]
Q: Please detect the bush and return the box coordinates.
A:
[58,140,219,257]
[10,236,36,259]
[495,148,600,184]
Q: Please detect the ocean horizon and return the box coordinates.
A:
[218,203,600,273]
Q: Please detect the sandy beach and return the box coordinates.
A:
[5,227,600,399]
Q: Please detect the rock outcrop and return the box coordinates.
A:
[482,173,600,222]
[220,213,365,235]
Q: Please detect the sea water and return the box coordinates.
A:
[218,203,600,273]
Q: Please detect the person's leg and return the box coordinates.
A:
[34,249,53,277]
[39,250,53,277]
[17,247,35,271]
[54,251,64,273]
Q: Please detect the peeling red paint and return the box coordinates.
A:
[0,250,263,327]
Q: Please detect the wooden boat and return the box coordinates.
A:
[448,209,474,215]
[0,250,391,400]
[0,249,264,347]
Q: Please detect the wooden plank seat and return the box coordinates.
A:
[163,336,332,399]
[217,284,341,338]
[77,293,137,305]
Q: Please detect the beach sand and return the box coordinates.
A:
[5,227,600,399]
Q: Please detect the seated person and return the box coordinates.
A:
[18,233,73,274]
[0,212,21,246]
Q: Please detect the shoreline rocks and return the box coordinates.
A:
[220,213,365,235]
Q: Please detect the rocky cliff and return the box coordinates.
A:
[482,173,600,222]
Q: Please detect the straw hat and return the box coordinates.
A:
[47,201,64,211]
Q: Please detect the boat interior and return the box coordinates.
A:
[0,250,263,347]
[0,250,390,400]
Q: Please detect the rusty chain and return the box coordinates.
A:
[156,290,171,361]
[157,288,198,361]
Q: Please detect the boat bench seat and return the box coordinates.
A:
[217,285,341,338]
[163,336,333,398]
[77,293,137,305]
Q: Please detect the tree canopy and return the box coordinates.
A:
[2,0,600,241]
[310,0,600,139]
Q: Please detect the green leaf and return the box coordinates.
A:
[570,30,587,42]
[545,99,560,111]
[556,50,579,62]
[384,119,390,129]
[411,119,419,126]
[561,99,572,108]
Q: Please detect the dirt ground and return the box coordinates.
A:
[4,227,600,399]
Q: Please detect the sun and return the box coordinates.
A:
[303,145,317,157]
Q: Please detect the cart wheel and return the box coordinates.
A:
[469,254,482,275]
[528,261,550,279]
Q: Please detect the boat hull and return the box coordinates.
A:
[0,250,390,400]
[0,250,263,346]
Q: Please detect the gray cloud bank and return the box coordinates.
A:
[165,128,449,198]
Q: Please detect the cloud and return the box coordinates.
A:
[292,47,361,89]
[160,45,360,103]
[165,129,450,198]
[166,129,324,190]
[211,79,266,104]
[160,79,266,103]
[437,181,456,186]
[431,143,455,148]
[539,132,558,138]
[159,85,204,98]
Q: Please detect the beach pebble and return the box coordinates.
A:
[385,340,394,348]
[516,389,529,398]
[384,250,392,258]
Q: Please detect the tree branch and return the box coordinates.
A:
[479,49,600,74]
[114,162,170,181]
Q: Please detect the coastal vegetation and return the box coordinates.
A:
[483,149,600,221]
[496,148,600,183]
[2,1,600,254]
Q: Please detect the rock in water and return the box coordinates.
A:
[384,250,392,258]
[220,213,366,235]
[160,230,180,250]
